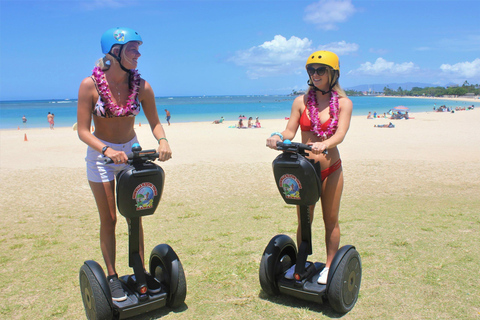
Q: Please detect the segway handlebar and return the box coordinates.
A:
[104,143,159,164]
[276,140,328,155]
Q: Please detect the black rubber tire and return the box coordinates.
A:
[327,248,362,314]
[79,264,113,320]
[259,234,297,296]
[150,244,187,308]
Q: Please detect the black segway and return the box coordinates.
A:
[259,140,361,314]
[79,143,186,320]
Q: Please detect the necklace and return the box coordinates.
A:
[92,66,141,117]
[306,89,339,140]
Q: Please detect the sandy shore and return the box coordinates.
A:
[1,108,479,170]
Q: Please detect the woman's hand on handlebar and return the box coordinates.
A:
[157,139,172,162]
[104,148,128,164]
[308,142,328,155]
[266,135,282,150]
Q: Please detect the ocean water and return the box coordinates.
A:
[0,95,474,129]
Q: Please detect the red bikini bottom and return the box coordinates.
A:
[321,159,342,181]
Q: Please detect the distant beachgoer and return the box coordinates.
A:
[77,27,171,302]
[367,112,372,119]
[165,109,171,125]
[248,117,253,128]
[22,115,27,124]
[374,122,395,128]
[373,111,377,118]
[47,112,54,129]
[255,117,261,128]
[213,116,224,124]
[266,50,352,285]
[238,118,245,128]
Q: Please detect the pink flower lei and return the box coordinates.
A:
[306,89,339,140]
[92,66,141,117]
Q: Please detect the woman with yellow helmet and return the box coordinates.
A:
[266,50,353,284]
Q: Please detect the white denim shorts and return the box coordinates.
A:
[85,136,139,183]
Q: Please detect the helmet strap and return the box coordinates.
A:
[307,79,332,95]
[108,45,132,74]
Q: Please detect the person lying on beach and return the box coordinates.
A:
[374,122,395,128]
[212,116,224,124]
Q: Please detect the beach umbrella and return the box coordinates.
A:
[393,106,409,111]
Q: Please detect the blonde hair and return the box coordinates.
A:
[95,45,122,71]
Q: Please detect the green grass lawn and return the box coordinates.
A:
[1,159,479,319]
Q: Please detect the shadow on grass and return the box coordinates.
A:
[127,303,188,320]
[258,290,346,318]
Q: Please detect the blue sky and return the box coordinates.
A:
[1,0,479,100]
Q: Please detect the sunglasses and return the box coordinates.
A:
[307,66,329,76]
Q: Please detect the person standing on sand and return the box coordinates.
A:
[165,109,171,125]
[266,51,352,285]
[47,112,54,129]
[77,27,172,302]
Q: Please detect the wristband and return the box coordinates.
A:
[157,137,168,144]
[270,132,284,140]
[101,145,110,155]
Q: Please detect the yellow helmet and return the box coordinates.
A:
[306,51,340,70]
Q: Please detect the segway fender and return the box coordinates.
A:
[150,244,182,296]
[326,245,355,292]
[83,260,114,308]
[262,234,297,285]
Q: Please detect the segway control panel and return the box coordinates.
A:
[272,141,322,206]
[107,144,165,218]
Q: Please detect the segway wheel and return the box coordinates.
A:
[79,264,113,320]
[259,234,297,296]
[150,244,187,308]
[327,248,362,314]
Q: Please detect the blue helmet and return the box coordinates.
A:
[101,27,143,55]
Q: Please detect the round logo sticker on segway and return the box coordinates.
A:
[279,174,302,200]
[133,182,158,211]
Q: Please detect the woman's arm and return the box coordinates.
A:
[139,79,172,161]
[266,95,303,149]
[77,77,102,151]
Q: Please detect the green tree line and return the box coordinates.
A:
[346,81,479,97]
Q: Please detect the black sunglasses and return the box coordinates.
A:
[307,66,329,76]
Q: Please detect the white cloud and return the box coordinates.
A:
[304,0,356,30]
[230,35,313,79]
[318,41,358,55]
[349,58,418,76]
[440,59,480,78]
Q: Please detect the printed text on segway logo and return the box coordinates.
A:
[133,182,158,211]
[279,174,302,200]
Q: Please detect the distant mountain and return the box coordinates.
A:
[346,82,439,92]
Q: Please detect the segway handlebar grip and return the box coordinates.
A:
[276,141,328,155]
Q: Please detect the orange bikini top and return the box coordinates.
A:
[299,108,332,132]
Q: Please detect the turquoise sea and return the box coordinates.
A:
[0,95,474,129]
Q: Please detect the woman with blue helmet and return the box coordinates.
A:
[77,27,172,301]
